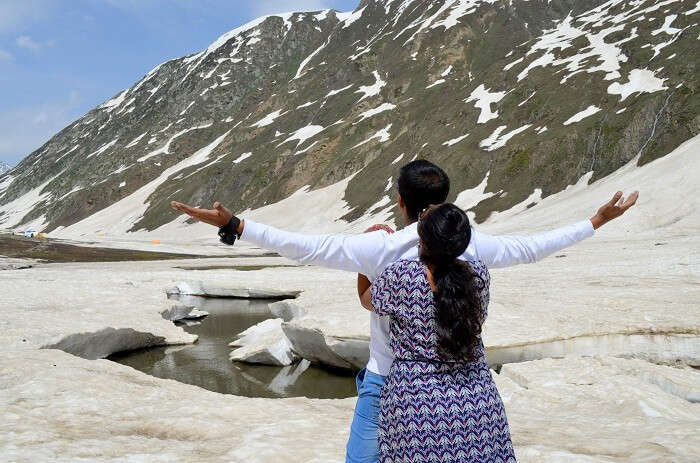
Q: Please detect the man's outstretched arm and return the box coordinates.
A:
[170,201,406,279]
[471,191,638,268]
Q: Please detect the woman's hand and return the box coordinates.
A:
[357,224,395,311]
[170,201,243,234]
[590,191,639,229]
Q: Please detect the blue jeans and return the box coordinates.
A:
[345,368,386,463]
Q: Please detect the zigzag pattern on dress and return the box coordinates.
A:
[371,259,516,463]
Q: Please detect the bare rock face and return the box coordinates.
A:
[1,1,697,235]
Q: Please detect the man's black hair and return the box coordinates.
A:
[397,160,450,223]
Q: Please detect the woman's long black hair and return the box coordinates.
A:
[418,203,486,361]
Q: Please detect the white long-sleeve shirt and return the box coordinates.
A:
[241,219,594,375]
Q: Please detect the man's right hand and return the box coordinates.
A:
[171,201,235,229]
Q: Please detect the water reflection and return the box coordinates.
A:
[110,296,357,399]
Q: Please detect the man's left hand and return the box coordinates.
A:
[590,191,639,229]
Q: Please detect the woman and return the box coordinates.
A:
[359,203,517,463]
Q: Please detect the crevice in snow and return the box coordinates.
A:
[488,332,700,371]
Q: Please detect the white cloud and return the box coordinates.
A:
[14,35,56,54]
[0,91,82,165]
[16,35,41,53]
[0,48,13,61]
[0,0,51,33]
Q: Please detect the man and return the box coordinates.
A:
[171,160,638,463]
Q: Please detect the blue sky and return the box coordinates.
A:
[0,0,359,166]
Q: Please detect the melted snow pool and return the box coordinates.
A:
[110,295,356,399]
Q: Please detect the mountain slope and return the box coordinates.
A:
[0,163,11,175]
[0,0,698,235]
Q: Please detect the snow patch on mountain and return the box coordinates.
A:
[399,0,495,45]
[0,171,64,229]
[563,105,601,125]
[337,7,366,29]
[55,131,232,235]
[355,71,386,101]
[515,8,642,84]
[0,175,14,195]
[86,138,119,159]
[98,90,129,113]
[352,124,392,149]
[233,152,253,164]
[251,109,287,128]
[480,124,532,151]
[296,100,317,109]
[295,42,327,79]
[138,123,213,163]
[354,103,396,124]
[326,84,354,98]
[279,125,326,148]
[465,84,507,123]
[442,133,470,146]
[454,171,495,213]
[432,0,495,31]
[125,132,149,149]
[652,14,682,36]
[607,69,667,101]
[426,79,446,88]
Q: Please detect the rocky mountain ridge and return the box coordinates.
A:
[0,0,697,234]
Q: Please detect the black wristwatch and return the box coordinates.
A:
[218,216,242,245]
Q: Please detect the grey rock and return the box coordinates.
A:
[269,300,306,321]
[282,323,369,371]
[160,302,209,321]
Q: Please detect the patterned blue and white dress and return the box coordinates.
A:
[371,259,516,463]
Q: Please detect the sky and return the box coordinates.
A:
[0,0,359,167]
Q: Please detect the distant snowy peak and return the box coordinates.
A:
[0,163,12,175]
[95,9,341,114]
